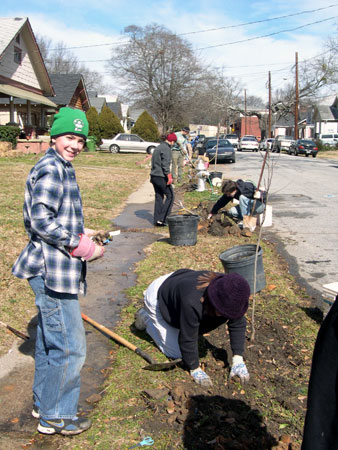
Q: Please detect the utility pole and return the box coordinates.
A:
[244,89,247,136]
[268,71,271,138]
[294,52,299,140]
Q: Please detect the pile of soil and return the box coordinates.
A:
[173,183,243,238]
[140,304,305,449]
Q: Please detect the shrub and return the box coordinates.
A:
[0,125,21,147]
[131,111,160,142]
[86,107,101,144]
[99,106,124,139]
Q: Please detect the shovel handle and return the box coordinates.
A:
[81,313,157,365]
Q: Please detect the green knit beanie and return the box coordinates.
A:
[50,107,89,139]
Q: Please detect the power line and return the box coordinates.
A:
[197,16,338,50]
[181,4,338,36]
[45,5,338,52]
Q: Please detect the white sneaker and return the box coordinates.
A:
[134,307,148,331]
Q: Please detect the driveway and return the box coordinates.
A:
[215,151,338,312]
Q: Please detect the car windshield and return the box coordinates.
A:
[206,139,230,148]
[299,140,314,145]
[242,137,256,142]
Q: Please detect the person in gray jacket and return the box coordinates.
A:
[150,133,177,226]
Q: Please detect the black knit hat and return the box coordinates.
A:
[207,273,250,319]
[182,126,190,132]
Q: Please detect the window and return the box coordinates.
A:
[116,134,128,141]
[16,34,20,44]
[130,135,142,142]
[14,46,22,64]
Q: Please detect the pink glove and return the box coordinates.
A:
[70,234,104,261]
[167,173,173,185]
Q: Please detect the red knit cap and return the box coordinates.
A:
[167,133,177,142]
[207,273,250,319]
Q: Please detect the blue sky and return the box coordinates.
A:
[1,0,337,101]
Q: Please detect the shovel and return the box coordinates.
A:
[243,150,269,231]
[81,313,181,371]
[0,319,30,340]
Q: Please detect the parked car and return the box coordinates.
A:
[259,138,275,151]
[272,135,294,153]
[238,136,259,152]
[195,136,217,155]
[99,133,159,154]
[206,139,236,163]
[316,133,338,147]
[225,134,239,149]
[289,139,318,157]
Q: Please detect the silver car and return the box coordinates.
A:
[100,133,160,154]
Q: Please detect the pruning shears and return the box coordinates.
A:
[128,436,154,449]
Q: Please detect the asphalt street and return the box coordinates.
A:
[215,150,338,312]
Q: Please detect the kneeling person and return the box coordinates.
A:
[135,269,251,387]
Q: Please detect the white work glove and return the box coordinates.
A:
[190,367,213,387]
[253,191,261,200]
[229,355,250,384]
[207,213,213,220]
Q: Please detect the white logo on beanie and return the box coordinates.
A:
[73,119,84,132]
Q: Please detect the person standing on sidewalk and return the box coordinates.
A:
[12,107,105,436]
[150,133,177,226]
[171,126,190,183]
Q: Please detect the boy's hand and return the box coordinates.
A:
[70,234,104,261]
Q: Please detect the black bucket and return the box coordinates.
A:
[219,244,266,294]
[167,214,200,246]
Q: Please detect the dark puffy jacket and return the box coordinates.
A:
[210,179,266,215]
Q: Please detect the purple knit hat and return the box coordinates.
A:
[207,273,250,319]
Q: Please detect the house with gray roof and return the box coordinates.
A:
[48,73,90,112]
[0,17,56,129]
[312,95,338,135]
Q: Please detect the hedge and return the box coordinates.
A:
[0,125,21,147]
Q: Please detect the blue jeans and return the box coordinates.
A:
[28,276,86,419]
[228,195,265,220]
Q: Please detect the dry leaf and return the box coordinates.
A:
[267,284,277,291]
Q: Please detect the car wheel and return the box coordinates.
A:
[238,148,242,152]
[109,144,119,153]
[305,154,309,157]
[312,153,317,158]
[147,146,155,155]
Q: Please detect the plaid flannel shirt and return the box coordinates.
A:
[12,148,86,294]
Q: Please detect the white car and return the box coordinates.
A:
[99,133,160,154]
[259,138,275,151]
[238,136,259,152]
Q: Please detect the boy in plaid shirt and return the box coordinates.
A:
[12,107,104,436]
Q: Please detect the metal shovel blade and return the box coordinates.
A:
[142,358,182,371]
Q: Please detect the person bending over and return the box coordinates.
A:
[134,269,251,387]
[208,179,266,221]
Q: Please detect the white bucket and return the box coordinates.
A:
[257,205,272,227]
[322,281,338,309]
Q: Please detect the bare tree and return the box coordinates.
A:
[271,35,338,116]
[36,35,108,93]
[107,24,204,132]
